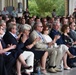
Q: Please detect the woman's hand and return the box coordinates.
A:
[48,41,55,47]
[26,44,33,49]
[17,32,23,40]
[73,41,76,45]
[0,50,4,54]
[9,44,16,50]
[21,33,28,43]
[26,37,41,49]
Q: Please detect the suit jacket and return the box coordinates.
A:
[30,30,48,49]
[69,30,76,41]
[3,31,24,50]
[49,29,63,45]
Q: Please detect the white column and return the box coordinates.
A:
[17,0,22,3]
[0,0,5,11]
[23,0,27,11]
[69,0,76,15]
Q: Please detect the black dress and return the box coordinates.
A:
[62,34,76,55]
[0,40,8,75]
[23,39,46,60]
[62,34,76,66]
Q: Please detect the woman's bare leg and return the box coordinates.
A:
[40,51,48,74]
[66,50,75,58]
[18,54,28,67]
[16,54,32,75]
[63,53,70,68]
[63,53,68,67]
[16,59,22,75]
[41,52,48,69]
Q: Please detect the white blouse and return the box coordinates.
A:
[42,34,52,43]
[43,34,58,48]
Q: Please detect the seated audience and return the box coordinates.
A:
[30,22,64,73]
[0,25,11,75]
[20,24,48,74]
[42,25,76,69]
[3,23,34,75]
[49,21,76,68]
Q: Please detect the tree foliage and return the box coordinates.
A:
[28,0,65,17]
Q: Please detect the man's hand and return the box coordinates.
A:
[54,35,60,40]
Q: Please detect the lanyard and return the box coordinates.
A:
[36,31,45,42]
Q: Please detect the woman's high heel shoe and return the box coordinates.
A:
[41,69,47,75]
[23,66,32,69]
[69,55,76,59]
[64,67,71,70]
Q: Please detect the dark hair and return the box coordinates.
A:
[69,22,73,26]
[35,17,40,21]
[42,26,48,34]
[61,25,69,33]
